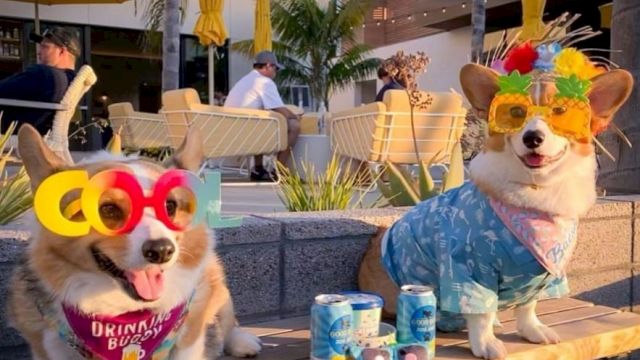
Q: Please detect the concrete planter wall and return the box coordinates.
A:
[1,198,640,357]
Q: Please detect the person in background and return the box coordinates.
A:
[225,50,301,182]
[0,27,80,135]
[375,66,404,102]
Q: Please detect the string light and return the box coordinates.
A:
[362,23,366,28]
[360,1,480,28]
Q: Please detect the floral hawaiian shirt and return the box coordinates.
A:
[381,182,578,331]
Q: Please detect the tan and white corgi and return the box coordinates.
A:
[7,124,262,360]
[359,63,633,360]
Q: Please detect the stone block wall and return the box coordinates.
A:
[1,198,639,357]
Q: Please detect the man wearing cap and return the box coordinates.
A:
[225,50,301,181]
[0,27,80,136]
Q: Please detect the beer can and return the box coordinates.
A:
[310,294,353,360]
[396,285,437,360]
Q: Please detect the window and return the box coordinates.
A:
[355,79,377,105]
[287,85,314,111]
[180,36,229,105]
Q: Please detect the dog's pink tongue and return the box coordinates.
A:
[525,153,544,167]
[403,355,418,360]
[125,267,164,301]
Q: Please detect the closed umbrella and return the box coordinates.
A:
[193,0,228,104]
[253,0,271,54]
[519,0,546,41]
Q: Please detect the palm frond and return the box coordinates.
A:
[231,0,376,110]
[139,0,188,53]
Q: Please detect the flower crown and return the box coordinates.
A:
[490,41,604,100]
[480,13,629,158]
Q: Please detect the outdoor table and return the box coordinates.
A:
[221,298,640,360]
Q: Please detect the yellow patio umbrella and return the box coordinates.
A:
[7,0,129,34]
[599,3,612,29]
[193,0,228,104]
[519,0,546,41]
[253,0,272,55]
[194,0,228,47]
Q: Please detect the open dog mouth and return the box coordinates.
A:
[91,245,165,302]
[518,147,567,169]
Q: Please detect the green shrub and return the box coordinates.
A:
[276,153,374,212]
[0,121,33,225]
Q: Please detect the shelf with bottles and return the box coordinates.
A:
[0,22,23,60]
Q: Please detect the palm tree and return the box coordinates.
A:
[232,0,381,111]
[162,0,181,91]
[470,0,486,63]
[142,0,183,92]
[598,0,640,192]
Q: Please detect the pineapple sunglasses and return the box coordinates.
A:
[488,95,592,143]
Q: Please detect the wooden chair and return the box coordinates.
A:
[0,64,97,164]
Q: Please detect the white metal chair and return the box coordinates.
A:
[161,88,288,175]
[0,64,97,164]
[108,102,169,151]
[330,90,467,166]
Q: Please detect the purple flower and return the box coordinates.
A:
[490,59,507,74]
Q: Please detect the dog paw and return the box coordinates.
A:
[225,327,262,358]
[518,323,560,344]
[469,334,507,360]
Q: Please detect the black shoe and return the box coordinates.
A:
[250,168,278,182]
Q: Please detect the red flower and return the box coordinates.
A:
[504,42,539,74]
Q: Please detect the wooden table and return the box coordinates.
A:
[221,298,640,360]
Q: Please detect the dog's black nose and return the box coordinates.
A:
[142,238,175,264]
[523,130,545,149]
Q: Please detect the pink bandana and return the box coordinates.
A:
[488,197,578,276]
[62,303,187,360]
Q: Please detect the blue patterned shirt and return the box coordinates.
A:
[381,182,571,331]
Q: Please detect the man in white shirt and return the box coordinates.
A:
[225,51,301,181]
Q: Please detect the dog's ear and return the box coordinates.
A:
[167,126,204,172]
[460,63,501,120]
[17,124,67,190]
[588,69,634,135]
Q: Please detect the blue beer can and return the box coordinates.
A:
[311,294,353,360]
[396,285,437,360]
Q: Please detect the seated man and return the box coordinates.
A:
[0,27,80,136]
[224,51,301,181]
[375,66,404,102]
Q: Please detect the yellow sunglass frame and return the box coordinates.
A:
[488,95,592,143]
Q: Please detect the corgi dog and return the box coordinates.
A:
[359,62,633,360]
[7,124,262,360]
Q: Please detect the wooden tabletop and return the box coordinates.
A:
[221,298,640,360]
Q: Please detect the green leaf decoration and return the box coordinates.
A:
[497,71,532,95]
[555,74,591,101]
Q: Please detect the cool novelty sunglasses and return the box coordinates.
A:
[34,169,209,237]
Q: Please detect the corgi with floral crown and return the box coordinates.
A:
[7,124,262,360]
[359,30,634,360]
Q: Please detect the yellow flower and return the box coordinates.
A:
[553,48,600,79]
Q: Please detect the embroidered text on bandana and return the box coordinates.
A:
[488,197,578,276]
[62,303,187,360]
